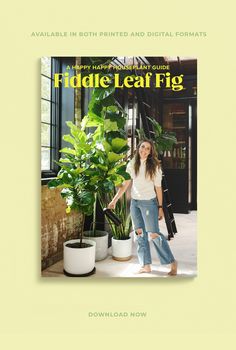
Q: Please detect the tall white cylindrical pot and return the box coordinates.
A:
[83,231,108,261]
[112,237,132,261]
[64,239,96,276]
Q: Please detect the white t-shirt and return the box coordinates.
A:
[126,159,162,200]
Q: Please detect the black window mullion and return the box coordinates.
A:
[41,57,60,178]
[51,58,60,173]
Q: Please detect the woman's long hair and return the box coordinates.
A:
[134,139,161,180]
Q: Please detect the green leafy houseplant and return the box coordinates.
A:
[105,192,132,240]
[48,121,97,247]
[137,117,177,155]
[48,116,130,243]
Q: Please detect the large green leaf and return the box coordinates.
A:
[80,115,89,130]
[48,178,62,188]
[117,144,129,154]
[74,177,86,187]
[112,174,126,187]
[101,179,115,192]
[147,117,162,135]
[97,164,108,171]
[111,138,127,152]
[104,119,119,132]
[104,106,119,119]
[66,121,80,139]
[93,85,115,101]
[87,111,104,125]
[59,157,72,164]
[105,106,126,129]
[115,162,127,169]
[139,118,177,154]
[162,133,177,143]
[79,191,95,206]
[72,166,86,174]
[84,169,100,176]
[108,152,124,163]
[59,171,73,184]
[88,99,103,117]
[106,105,119,113]
[90,154,105,165]
[66,121,88,143]
[62,134,76,146]
[107,162,127,175]
[89,175,101,186]
[124,212,132,235]
[102,140,112,153]
[55,184,74,189]
[108,116,126,130]
[100,95,116,107]
[106,131,126,145]
[60,148,76,156]
[54,161,73,172]
[116,169,131,180]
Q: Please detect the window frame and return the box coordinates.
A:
[41,57,60,182]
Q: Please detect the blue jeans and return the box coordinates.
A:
[130,198,175,266]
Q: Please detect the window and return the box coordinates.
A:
[41,57,60,179]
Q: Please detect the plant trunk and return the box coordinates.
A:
[98,192,117,237]
[92,192,97,236]
[80,214,85,246]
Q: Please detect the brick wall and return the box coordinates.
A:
[41,185,84,270]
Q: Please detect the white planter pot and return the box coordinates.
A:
[64,239,96,276]
[112,237,132,261]
[83,231,108,261]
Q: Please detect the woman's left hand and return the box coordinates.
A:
[158,208,164,220]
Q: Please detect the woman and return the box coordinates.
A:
[108,140,177,275]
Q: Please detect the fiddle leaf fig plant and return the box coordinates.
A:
[48,57,131,244]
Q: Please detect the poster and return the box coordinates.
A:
[1,0,236,349]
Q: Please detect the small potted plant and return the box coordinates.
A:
[102,192,133,261]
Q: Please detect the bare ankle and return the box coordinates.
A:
[168,261,177,275]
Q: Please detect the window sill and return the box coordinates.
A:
[41,177,56,186]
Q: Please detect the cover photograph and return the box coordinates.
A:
[41,56,197,278]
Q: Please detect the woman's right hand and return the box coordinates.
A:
[107,199,117,209]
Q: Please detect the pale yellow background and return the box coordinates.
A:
[1,0,236,349]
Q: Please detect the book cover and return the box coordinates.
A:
[41,56,197,278]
